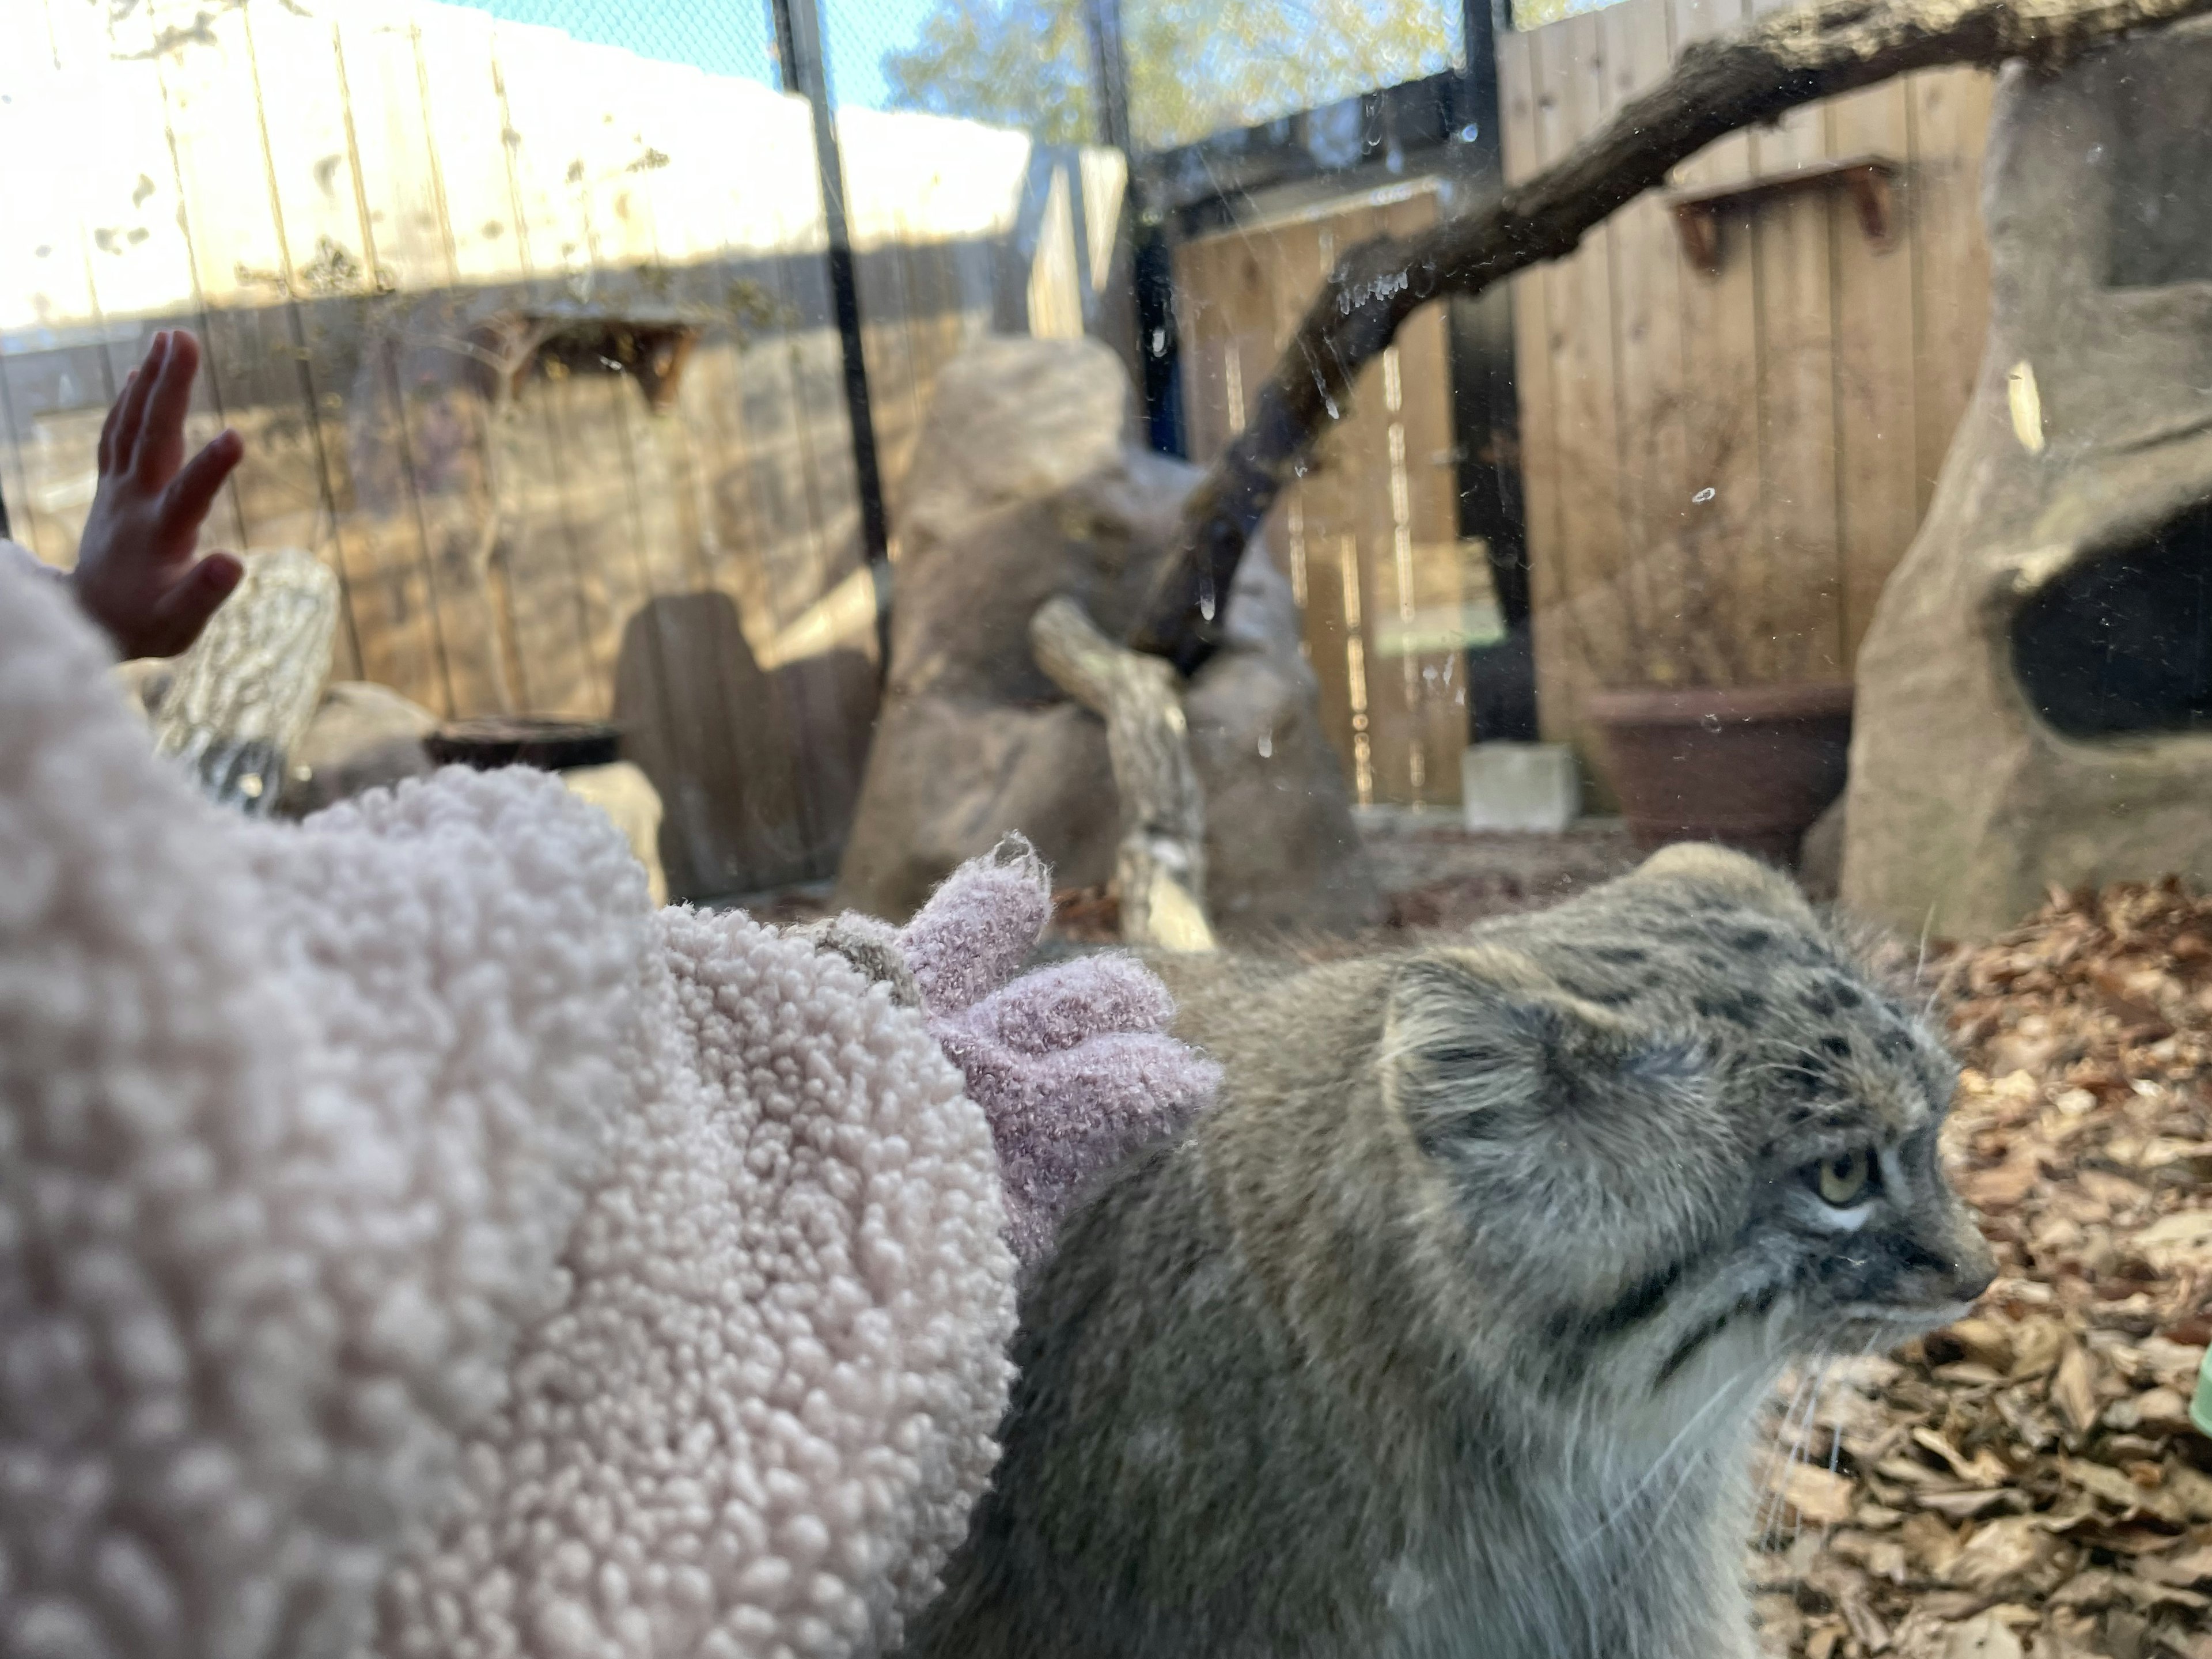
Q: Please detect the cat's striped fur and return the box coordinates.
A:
[900,844,1994,1659]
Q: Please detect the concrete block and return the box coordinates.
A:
[1460,742,1580,834]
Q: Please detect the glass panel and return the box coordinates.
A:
[5,4,2209,1656]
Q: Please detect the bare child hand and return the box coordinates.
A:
[72,329,246,658]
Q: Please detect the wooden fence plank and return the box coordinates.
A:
[143,0,324,603]
[1377,191,1462,808]
[1539,12,1632,743]
[378,4,513,714]
[1169,236,1229,463]
[0,0,36,540]
[1830,79,1923,666]
[480,24,612,718]
[327,6,459,711]
[335,7,452,291]
[1743,0,1843,685]
[1278,214,1373,800]
[1603,0,1691,691]
[240,0,369,680]
[412,4,522,287]
[1325,202,1407,807]
[1667,0,1766,692]
[0,2,93,564]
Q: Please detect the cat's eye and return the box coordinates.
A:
[1812,1149,1873,1207]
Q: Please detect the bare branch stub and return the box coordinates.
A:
[1031,596,1217,952]
[1126,0,2212,675]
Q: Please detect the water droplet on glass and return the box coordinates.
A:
[1699,713,1722,733]
[1459,123,1480,143]
[1257,733,1273,759]
[1692,486,1717,504]
[1151,327,1167,356]
[1322,394,1340,420]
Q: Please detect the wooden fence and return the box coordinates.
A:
[0,0,1124,896]
[1501,0,1994,791]
[1173,0,1995,806]
[1175,182,1489,812]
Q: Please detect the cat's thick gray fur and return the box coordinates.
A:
[900,844,1995,1659]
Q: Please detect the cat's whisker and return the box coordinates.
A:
[1643,1372,1768,1545]
[1790,1359,1838,1547]
[1756,1370,1821,1543]
[1573,1367,1753,1562]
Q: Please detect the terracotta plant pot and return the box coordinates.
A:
[1585,681,1853,865]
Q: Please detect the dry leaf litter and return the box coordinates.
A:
[1752,880,2212,1659]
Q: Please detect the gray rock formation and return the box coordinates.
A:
[835,336,1380,937]
[1842,23,2212,938]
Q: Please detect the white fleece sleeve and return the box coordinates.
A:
[0,556,655,1659]
[374,908,1016,1659]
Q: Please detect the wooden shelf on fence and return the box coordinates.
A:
[1666,154,1900,274]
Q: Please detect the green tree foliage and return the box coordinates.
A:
[882,0,1099,145]
[883,0,1457,150]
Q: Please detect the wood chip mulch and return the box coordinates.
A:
[1752,880,2212,1659]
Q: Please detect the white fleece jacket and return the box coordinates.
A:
[0,558,1015,1659]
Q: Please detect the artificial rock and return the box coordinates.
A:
[1843,23,2212,937]
[835,336,1380,938]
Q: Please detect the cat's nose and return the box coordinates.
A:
[1938,1225,1997,1305]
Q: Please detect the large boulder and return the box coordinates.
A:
[1842,24,2212,938]
[835,336,1380,936]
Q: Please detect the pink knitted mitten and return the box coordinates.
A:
[798,838,1219,1269]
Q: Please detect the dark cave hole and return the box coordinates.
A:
[2011,498,2212,738]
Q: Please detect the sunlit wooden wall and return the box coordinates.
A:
[1501,0,1994,789]
[0,0,1123,895]
[1177,183,1482,812]
[1172,0,1995,808]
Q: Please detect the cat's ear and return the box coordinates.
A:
[1382,945,1707,1155]
[1626,841,1812,921]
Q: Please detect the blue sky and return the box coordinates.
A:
[450,0,943,108]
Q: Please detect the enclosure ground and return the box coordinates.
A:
[1749,882,2212,1659]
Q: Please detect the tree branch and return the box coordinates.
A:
[1126,0,2212,673]
[1031,596,1217,951]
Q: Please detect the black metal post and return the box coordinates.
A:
[1082,0,1132,154]
[1083,0,1184,456]
[772,0,892,603]
[1459,0,1506,171]
[1451,0,1537,741]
